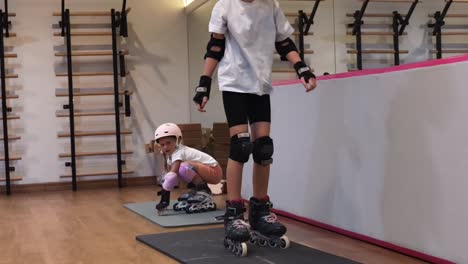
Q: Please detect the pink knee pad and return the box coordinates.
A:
[179,162,197,183]
[162,172,178,191]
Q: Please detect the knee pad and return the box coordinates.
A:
[229,133,252,163]
[179,162,197,183]
[252,136,274,165]
[162,171,178,191]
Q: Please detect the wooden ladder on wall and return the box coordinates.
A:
[0,1,22,195]
[428,0,468,58]
[346,0,419,70]
[53,0,134,191]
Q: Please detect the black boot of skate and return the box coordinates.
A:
[197,182,212,195]
[181,182,212,200]
[186,188,216,214]
[155,189,170,215]
[173,186,196,212]
[174,183,212,212]
[248,196,290,249]
[221,200,251,256]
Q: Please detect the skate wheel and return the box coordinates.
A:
[258,239,267,247]
[225,239,233,250]
[268,240,278,248]
[172,203,180,211]
[235,242,248,257]
[185,206,193,214]
[279,236,290,249]
[157,210,165,216]
[249,237,257,245]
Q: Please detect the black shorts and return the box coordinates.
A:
[222,91,271,127]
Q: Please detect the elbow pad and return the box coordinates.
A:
[275,37,298,61]
[204,34,225,61]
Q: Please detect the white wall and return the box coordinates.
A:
[2,0,189,184]
[242,60,468,263]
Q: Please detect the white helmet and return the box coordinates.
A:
[154,123,182,144]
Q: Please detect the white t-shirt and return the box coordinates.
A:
[167,145,219,167]
[209,0,294,95]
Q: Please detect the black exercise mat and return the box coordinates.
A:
[136,228,360,264]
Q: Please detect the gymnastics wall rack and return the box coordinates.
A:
[54,0,133,191]
[347,0,420,70]
[0,1,22,195]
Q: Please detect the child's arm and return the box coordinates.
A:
[194,33,225,112]
[193,1,227,112]
[203,33,225,77]
[161,160,182,191]
[169,160,182,174]
[273,0,317,92]
[286,51,317,92]
[275,39,317,92]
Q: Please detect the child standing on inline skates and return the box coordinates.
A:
[192,0,317,257]
[154,123,223,215]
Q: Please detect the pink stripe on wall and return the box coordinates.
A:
[240,198,455,263]
[273,54,468,87]
[272,208,456,264]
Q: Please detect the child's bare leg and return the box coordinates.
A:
[191,175,204,185]
[226,124,249,201]
[248,122,288,248]
[250,122,271,199]
[176,163,219,214]
[183,161,223,185]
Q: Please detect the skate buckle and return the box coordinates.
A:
[215,215,225,221]
[227,207,246,215]
[267,201,273,209]
[257,201,273,210]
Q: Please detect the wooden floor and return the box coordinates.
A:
[0,186,427,264]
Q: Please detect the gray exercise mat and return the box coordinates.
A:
[136,228,361,264]
[124,201,223,228]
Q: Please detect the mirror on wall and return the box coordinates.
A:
[186,0,468,127]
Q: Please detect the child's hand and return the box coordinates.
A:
[194,76,211,113]
[300,76,317,93]
[197,97,209,112]
[294,61,317,93]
